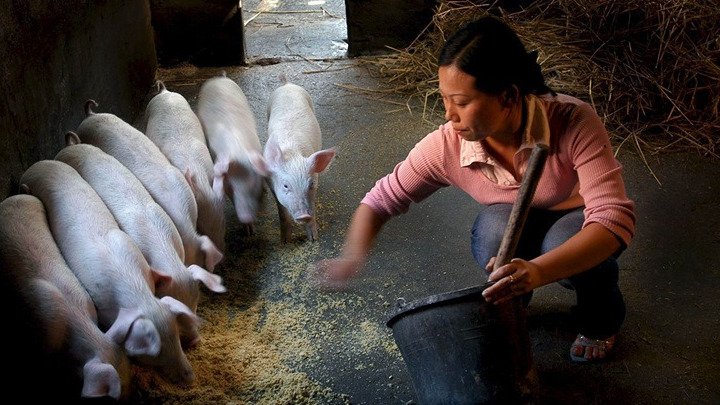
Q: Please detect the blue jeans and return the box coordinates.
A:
[470,204,626,339]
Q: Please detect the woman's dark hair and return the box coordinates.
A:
[438,16,554,96]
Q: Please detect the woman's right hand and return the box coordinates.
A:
[308,257,363,291]
[308,204,382,291]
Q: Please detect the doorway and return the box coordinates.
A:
[241,0,348,63]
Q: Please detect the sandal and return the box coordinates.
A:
[569,333,615,363]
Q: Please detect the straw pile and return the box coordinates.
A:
[355,0,720,159]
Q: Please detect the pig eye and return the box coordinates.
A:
[282,183,290,192]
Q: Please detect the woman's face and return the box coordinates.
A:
[438,64,511,142]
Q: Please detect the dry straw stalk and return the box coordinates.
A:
[355,0,720,159]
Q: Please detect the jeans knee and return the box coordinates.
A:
[541,208,584,253]
[470,204,513,269]
[566,257,620,291]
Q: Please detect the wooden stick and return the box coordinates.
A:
[493,143,550,270]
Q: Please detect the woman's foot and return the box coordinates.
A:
[570,334,615,363]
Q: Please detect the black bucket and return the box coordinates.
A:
[386,284,537,405]
[387,145,547,404]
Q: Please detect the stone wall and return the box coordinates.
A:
[0,1,157,200]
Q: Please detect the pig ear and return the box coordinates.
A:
[189,264,227,293]
[124,318,161,357]
[160,295,199,324]
[106,307,140,343]
[199,235,223,272]
[212,158,228,198]
[107,308,161,357]
[150,267,174,296]
[309,147,336,173]
[82,358,122,400]
[249,150,269,177]
[264,143,283,166]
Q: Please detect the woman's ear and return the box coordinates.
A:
[501,85,520,107]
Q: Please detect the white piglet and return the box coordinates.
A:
[143,80,226,253]
[265,77,336,243]
[75,100,223,272]
[20,160,197,385]
[56,137,226,349]
[0,194,132,400]
[197,73,268,232]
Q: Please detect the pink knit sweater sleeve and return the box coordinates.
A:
[565,102,636,247]
[360,127,451,219]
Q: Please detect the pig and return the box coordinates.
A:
[75,99,223,272]
[196,72,269,233]
[56,135,226,348]
[142,80,226,253]
[264,76,336,243]
[19,160,197,385]
[1,274,78,402]
[0,194,132,400]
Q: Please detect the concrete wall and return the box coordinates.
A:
[0,0,157,201]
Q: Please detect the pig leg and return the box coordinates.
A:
[274,193,295,244]
[304,215,318,242]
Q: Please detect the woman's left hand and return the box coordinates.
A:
[481,258,540,304]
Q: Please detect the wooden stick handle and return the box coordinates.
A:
[493,143,549,271]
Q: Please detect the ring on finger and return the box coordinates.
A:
[509,275,515,284]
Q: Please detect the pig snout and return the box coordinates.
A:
[174,359,196,386]
[295,214,312,223]
[158,361,195,386]
[286,200,313,224]
[182,334,201,350]
[181,368,196,386]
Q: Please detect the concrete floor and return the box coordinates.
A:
[242,0,348,63]
[135,2,720,404]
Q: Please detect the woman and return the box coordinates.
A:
[312,16,636,363]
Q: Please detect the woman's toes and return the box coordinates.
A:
[571,334,616,361]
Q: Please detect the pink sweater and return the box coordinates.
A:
[361,93,636,247]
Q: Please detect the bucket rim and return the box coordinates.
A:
[385,283,492,328]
